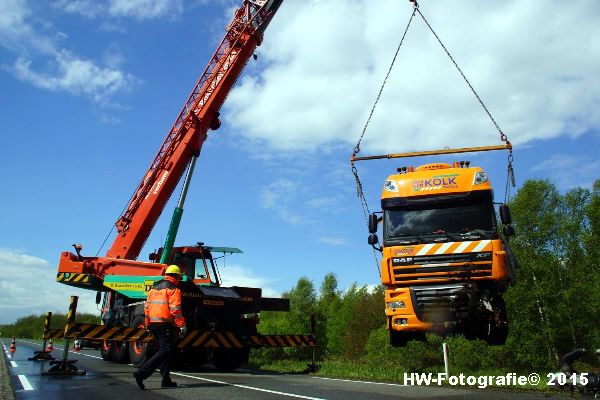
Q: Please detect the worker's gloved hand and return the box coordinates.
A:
[179,326,187,338]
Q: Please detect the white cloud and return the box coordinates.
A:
[530,154,600,190]
[260,179,308,225]
[225,0,600,153]
[0,0,55,55]
[0,249,99,324]
[316,236,349,247]
[217,264,279,298]
[53,0,183,20]
[0,0,139,105]
[13,51,137,104]
[52,0,103,18]
[109,0,182,20]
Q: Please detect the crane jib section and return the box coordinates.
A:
[105,1,281,260]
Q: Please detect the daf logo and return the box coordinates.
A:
[393,257,413,264]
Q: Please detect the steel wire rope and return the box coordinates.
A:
[413,3,516,201]
[351,3,418,277]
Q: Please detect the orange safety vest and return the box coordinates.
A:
[144,275,185,327]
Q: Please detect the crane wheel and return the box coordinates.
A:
[129,316,155,367]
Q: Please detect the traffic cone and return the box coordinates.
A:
[46,338,54,352]
[73,340,80,353]
[9,337,16,354]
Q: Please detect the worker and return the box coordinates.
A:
[133,265,187,389]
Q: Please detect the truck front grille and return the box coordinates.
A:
[410,285,466,322]
[393,263,492,282]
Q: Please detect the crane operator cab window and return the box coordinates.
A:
[171,251,218,286]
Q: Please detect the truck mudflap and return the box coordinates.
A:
[61,322,317,349]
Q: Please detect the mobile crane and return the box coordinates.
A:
[54,0,314,371]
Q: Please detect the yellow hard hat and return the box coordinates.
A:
[165,265,181,275]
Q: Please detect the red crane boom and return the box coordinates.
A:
[58,0,282,281]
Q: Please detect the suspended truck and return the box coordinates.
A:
[360,148,517,346]
[348,1,519,347]
[55,0,316,372]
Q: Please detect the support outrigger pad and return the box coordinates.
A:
[42,360,86,376]
[29,350,55,361]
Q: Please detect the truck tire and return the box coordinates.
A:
[129,316,155,368]
[112,341,130,364]
[485,297,508,346]
[212,349,247,372]
[389,331,408,347]
[100,340,114,361]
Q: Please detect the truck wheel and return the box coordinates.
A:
[212,349,247,372]
[100,340,114,361]
[112,341,130,364]
[485,297,509,346]
[485,325,508,346]
[389,331,408,347]
[129,316,155,367]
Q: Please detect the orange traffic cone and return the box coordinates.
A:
[73,340,80,353]
[9,337,16,354]
[46,338,54,352]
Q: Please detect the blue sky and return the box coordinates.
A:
[1,0,598,323]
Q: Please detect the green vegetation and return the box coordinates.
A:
[3,179,598,388]
[252,179,600,382]
[1,313,100,339]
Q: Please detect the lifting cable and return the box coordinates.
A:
[351,0,517,272]
[351,1,418,277]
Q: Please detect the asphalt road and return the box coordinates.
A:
[1,338,565,400]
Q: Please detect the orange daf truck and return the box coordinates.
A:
[367,160,517,346]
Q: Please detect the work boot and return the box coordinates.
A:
[161,380,177,388]
[133,372,145,390]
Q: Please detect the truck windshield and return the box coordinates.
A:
[384,200,496,242]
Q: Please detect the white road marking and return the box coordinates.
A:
[172,372,328,400]
[18,375,34,391]
[310,376,407,387]
[20,340,103,360]
[11,361,17,367]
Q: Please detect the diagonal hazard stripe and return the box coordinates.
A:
[226,332,243,348]
[191,332,209,348]
[416,243,436,256]
[179,330,201,348]
[453,241,474,253]
[204,338,219,348]
[215,333,231,348]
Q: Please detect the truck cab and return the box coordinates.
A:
[369,161,516,346]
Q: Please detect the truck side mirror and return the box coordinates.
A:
[368,213,378,234]
[500,204,512,225]
[95,291,102,305]
[368,233,379,245]
[503,225,515,237]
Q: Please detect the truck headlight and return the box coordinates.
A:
[473,171,488,185]
[387,301,406,309]
[384,180,399,192]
